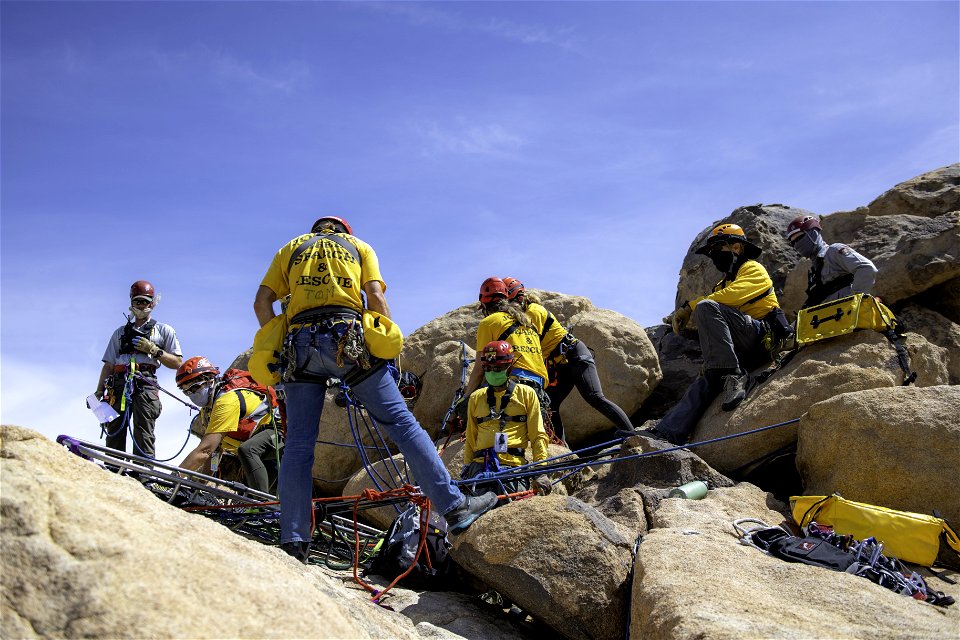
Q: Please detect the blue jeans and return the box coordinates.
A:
[280,327,465,544]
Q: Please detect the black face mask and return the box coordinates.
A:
[709,249,737,274]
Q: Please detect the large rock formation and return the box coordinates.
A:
[0,426,420,639]
[897,304,960,384]
[631,483,958,639]
[675,203,811,316]
[690,330,948,474]
[401,291,661,446]
[797,385,960,525]
[855,163,960,220]
[451,494,634,640]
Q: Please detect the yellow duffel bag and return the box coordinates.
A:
[791,493,960,567]
[795,293,898,346]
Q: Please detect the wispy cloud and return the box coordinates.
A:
[147,45,310,94]
[357,2,578,49]
[414,117,525,157]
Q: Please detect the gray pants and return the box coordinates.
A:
[237,427,282,494]
[104,376,161,458]
[656,301,767,444]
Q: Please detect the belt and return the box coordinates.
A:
[511,369,545,389]
[472,447,526,463]
[113,364,158,374]
[290,306,361,326]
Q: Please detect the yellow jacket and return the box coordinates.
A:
[691,259,779,319]
[464,382,549,468]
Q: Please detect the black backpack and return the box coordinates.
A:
[366,503,454,590]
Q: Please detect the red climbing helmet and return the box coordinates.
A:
[502,277,525,301]
[130,280,155,301]
[480,341,514,369]
[786,215,822,241]
[478,277,508,304]
[311,216,353,235]
[176,356,220,388]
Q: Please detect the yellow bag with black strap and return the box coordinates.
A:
[362,310,403,360]
[249,314,288,387]
[791,493,960,568]
[795,293,898,345]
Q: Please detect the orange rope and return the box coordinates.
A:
[349,484,432,602]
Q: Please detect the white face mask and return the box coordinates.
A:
[129,305,152,320]
[186,385,212,407]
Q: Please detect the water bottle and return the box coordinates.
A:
[669,480,708,500]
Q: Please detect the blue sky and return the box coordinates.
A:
[2,1,957,463]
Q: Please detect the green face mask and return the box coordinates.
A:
[484,370,509,386]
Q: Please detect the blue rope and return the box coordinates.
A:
[453,418,802,487]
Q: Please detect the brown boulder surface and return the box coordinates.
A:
[797,385,960,525]
[402,291,661,446]
[898,304,960,384]
[451,494,634,640]
[0,425,420,639]
[859,163,960,219]
[631,483,958,639]
[691,330,948,474]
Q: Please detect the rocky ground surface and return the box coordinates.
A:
[4,164,959,639]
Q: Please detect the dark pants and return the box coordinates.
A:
[656,301,768,445]
[104,376,161,458]
[237,427,282,494]
[547,341,633,440]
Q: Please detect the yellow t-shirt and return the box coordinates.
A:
[476,312,548,381]
[525,302,568,356]
[259,232,385,319]
[464,382,548,468]
[202,389,274,453]
[691,259,779,320]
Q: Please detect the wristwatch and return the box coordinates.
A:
[156,349,164,360]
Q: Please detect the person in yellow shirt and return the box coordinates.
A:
[650,224,782,445]
[176,357,282,494]
[462,341,551,498]
[254,216,496,561]
[502,277,634,443]
[459,277,553,433]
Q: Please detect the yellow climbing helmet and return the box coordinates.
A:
[695,223,762,259]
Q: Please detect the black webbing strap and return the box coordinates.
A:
[744,286,774,307]
[485,379,518,431]
[539,313,555,340]
[235,389,246,418]
[287,233,361,272]
[497,322,521,342]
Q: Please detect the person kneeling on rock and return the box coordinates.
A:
[650,223,783,445]
[176,357,282,494]
[461,341,552,500]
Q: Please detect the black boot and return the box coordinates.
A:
[281,540,311,563]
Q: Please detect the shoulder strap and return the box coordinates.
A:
[497,322,521,342]
[287,233,361,272]
[234,389,247,418]
[744,286,773,307]
[539,313,555,340]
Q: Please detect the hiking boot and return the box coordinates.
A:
[444,492,498,535]
[281,540,311,563]
[721,372,748,411]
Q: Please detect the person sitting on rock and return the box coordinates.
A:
[460,278,553,430]
[176,357,282,494]
[501,276,634,443]
[786,215,878,308]
[649,224,782,445]
[462,341,551,499]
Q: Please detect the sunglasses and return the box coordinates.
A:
[182,380,209,395]
[132,298,153,307]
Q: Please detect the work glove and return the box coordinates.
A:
[533,474,553,496]
[132,336,161,356]
[670,304,692,335]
